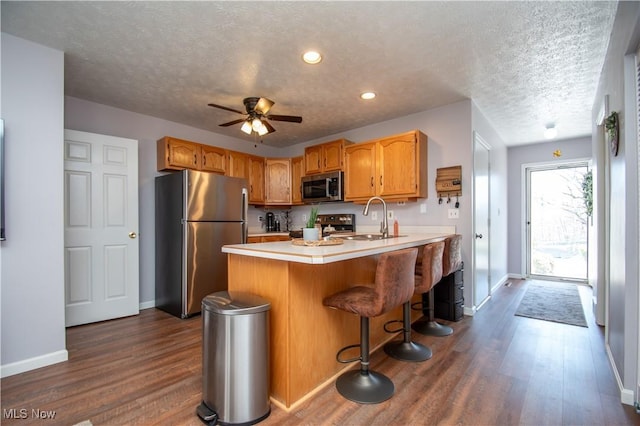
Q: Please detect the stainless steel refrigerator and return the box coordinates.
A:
[155,170,248,318]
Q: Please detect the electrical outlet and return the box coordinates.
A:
[397,201,406,206]
[371,211,378,221]
[387,210,394,220]
[448,209,459,219]
[302,214,307,222]
[420,203,427,214]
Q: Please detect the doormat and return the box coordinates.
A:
[515,281,587,327]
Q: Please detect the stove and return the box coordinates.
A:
[289,213,356,238]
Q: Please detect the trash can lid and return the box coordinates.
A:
[202,291,271,315]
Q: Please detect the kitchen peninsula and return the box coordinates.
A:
[222,233,452,410]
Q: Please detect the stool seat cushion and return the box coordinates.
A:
[442,234,463,276]
[323,248,417,318]
[414,241,445,294]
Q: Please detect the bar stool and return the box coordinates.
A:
[322,248,418,404]
[383,246,433,362]
[411,240,453,336]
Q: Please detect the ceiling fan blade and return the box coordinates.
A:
[267,114,303,123]
[254,97,274,115]
[219,118,246,127]
[208,103,244,115]
[262,120,276,134]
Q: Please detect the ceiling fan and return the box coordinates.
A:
[208,97,302,136]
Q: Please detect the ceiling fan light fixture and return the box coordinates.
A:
[251,117,263,132]
[544,124,557,139]
[240,120,252,135]
[360,91,376,100]
[257,123,269,136]
[302,50,322,64]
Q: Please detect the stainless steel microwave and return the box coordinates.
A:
[301,171,344,203]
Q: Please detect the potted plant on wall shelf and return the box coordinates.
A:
[303,207,319,241]
[605,111,619,156]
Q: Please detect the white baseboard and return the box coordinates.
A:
[621,388,635,406]
[463,305,476,316]
[1,349,68,378]
[606,342,637,406]
[507,273,525,280]
[139,300,155,310]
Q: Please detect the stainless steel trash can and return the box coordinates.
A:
[197,291,271,425]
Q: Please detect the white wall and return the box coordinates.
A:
[591,1,640,404]
[1,34,67,376]
[506,137,592,276]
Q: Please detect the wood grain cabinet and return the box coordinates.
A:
[265,158,291,205]
[200,145,227,174]
[157,137,199,171]
[344,130,427,202]
[248,155,265,205]
[290,156,304,205]
[227,150,249,178]
[247,234,291,243]
[304,139,353,175]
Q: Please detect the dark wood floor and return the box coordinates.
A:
[1,279,638,425]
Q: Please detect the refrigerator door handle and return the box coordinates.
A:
[242,187,248,243]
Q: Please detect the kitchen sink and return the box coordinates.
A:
[332,234,406,241]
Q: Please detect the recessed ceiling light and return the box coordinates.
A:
[360,92,376,100]
[302,51,322,64]
[544,124,557,139]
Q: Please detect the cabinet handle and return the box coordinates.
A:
[203,156,206,165]
[370,177,374,187]
[194,154,197,165]
[324,158,326,168]
[380,176,383,186]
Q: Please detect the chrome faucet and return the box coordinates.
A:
[363,196,388,238]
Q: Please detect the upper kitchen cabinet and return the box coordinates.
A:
[200,145,227,174]
[248,155,265,205]
[344,130,427,202]
[265,158,291,205]
[290,156,304,205]
[227,150,249,178]
[344,141,377,200]
[304,139,353,175]
[157,136,199,171]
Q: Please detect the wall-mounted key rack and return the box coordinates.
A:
[436,165,462,203]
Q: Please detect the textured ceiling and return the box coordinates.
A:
[1,1,617,148]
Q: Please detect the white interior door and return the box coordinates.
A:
[64,130,139,327]
[473,132,490,308]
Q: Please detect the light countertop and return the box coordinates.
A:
[222,233,451,265]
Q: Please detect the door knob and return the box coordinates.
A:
[129,232,137,239]
[475,233,483,239]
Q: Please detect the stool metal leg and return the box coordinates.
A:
[335,316,394,404]
[383,302,432,362]
[412,289,453,336]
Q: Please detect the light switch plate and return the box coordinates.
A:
[448,209,459,219]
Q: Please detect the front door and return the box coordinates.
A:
[64,130,139,327]
[473,132,491,308]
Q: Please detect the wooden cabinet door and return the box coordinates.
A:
[265,158,291,204]
[377,132,418,197]
[304,145,323,175]
[200,145,227,174]
[228,150,249,178]
[322,140,344,172]
[344,142,377,200]
[157,137,199,170]
[290,156,304,204]
[248,155,265,204]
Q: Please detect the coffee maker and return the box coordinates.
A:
[265,212,275,232]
